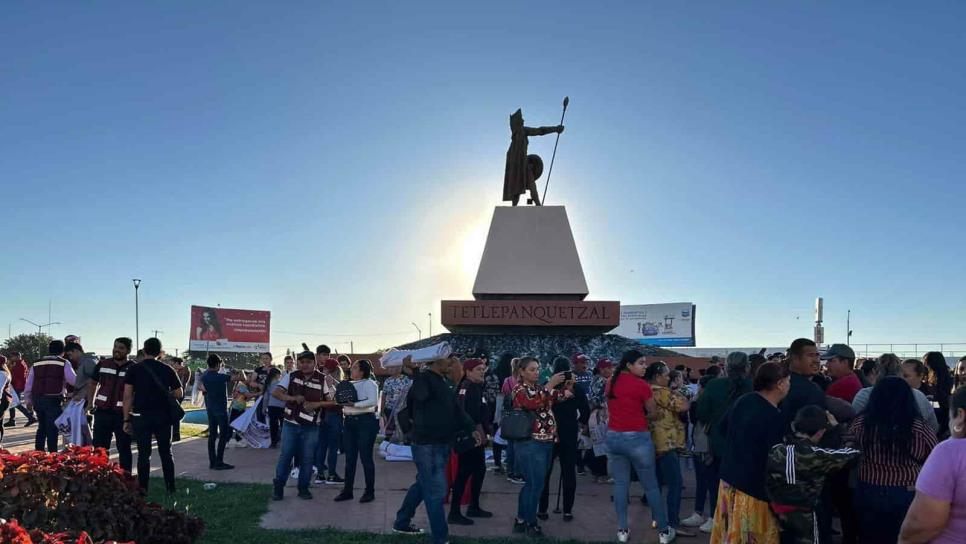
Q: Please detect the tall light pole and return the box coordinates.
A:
[133,279,142,349]
[19,318,62,334]
[428,313,432,338]
[411,322,421,341]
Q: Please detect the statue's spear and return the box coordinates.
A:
[541,96,569,204]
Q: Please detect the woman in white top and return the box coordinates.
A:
[334,359,380,504]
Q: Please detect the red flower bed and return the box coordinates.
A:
[0,447,203,544]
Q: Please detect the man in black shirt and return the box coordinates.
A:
[779,338,826,432]
[123,338,183,493]
[393,356,480,543]
[449,358,494,525]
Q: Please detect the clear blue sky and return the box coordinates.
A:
[3,2,964,356]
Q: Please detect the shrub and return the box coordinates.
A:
[0,447,203,544]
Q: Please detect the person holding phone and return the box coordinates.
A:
[510,358,568,538]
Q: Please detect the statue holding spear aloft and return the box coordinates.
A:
[502,97,569,206]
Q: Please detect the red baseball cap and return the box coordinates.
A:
[596,357,614,369]
[572,353,590,366]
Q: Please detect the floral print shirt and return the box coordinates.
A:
[649,384,688,454]
[382,375,412,413]
[512,382,565,443]
[588,375,608,410]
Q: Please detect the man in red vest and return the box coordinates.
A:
[91,337,134,471]
[272,350,327,501]
[22,340,77,452]
[4,351,35,427]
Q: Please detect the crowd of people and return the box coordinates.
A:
[3,337,966,544]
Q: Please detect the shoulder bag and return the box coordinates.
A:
[142,363,186,423]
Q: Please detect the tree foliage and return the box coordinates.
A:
[2,333,53,363]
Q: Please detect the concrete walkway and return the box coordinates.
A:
[173,438,710,544]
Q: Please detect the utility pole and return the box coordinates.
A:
[133,279,142,349]
[151,329,164,339]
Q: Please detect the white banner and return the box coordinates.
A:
[614,303,696,347]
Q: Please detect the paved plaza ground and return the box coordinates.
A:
[3,423,711,543]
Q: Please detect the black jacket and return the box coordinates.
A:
[409,369,474,445]
[456,379,491,433]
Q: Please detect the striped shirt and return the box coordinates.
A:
[849,414,937,487]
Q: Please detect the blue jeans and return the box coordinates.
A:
[657,450,683,526]
[853,481,915,544]
[515,440,553,523]
[506,438,517,474]
[317,410,343,476]
[274,421,320,491]
[606,431,668,531]
[395,443,450,544]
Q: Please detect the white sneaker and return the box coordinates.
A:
[680,512,704,528]
[659,527,677,544]
[617,529,629,543]
[699,518,714,533]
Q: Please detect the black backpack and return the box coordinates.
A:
[335,380,359,405]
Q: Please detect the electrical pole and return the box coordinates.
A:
[151,329,163,339]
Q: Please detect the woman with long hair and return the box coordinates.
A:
[334,359,380,503]
[900,386,966,543]
[605,350,675,544]
[511,357,568,538]
[195,309,223,341]
[850,376,938,543]
[923,351,953,435]
[537,356,590,522]
[711,361,789,544]
[646,361,694,537]
[694,351,752,534]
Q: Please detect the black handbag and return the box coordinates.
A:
[141,363,185,423]
[499,409,534,441]
[335,380,360,405]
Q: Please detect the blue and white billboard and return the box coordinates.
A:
[615,303,696,347]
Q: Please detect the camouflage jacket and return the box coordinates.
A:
[765,433,860,509]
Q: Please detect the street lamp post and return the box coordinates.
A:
[19,318,62,334]
[428,313,432,338]
[411,322,421,341]
[133,279,142,349]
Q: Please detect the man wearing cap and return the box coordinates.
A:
[22,340,77,452]
[570,354,593,397]
[4,351,35,427]
[823,344,862,403]
[272,350,327,500]
[766,406,860,544]
[449,358,493,525]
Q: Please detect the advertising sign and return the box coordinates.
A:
[614,303,696,347]
[189,305,270,353]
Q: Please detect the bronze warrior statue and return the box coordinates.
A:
[503,109,564,206]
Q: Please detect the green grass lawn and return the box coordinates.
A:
[147,478,608,544]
